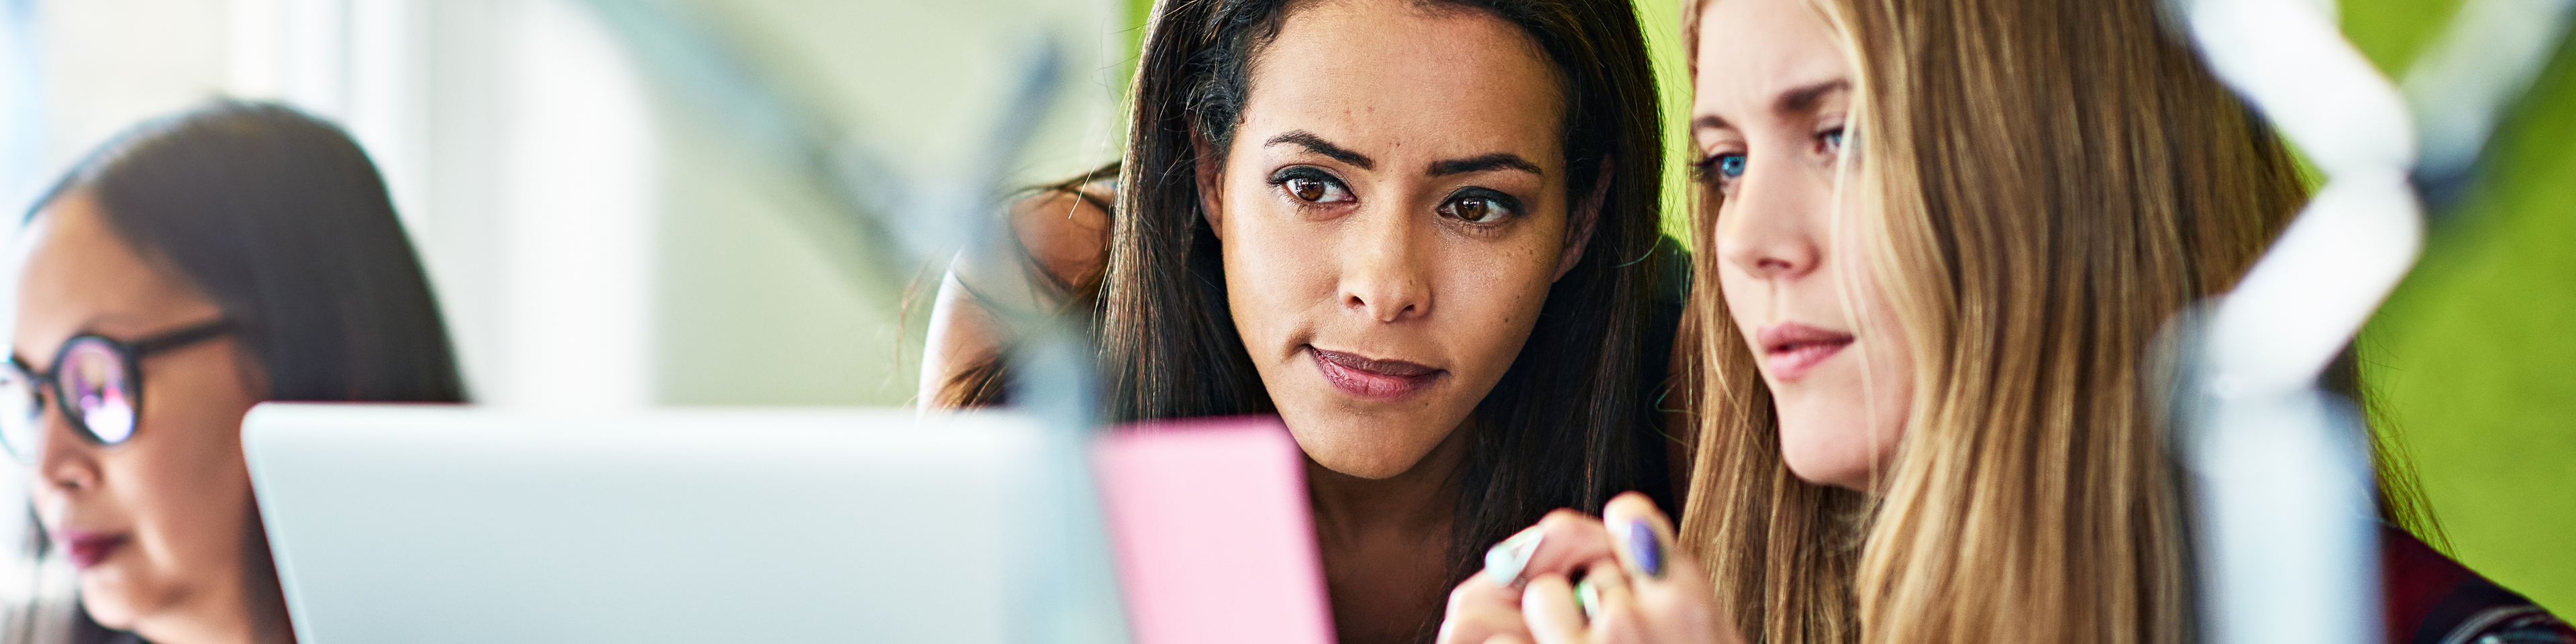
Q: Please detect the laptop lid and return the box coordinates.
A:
[244,403,1104,644]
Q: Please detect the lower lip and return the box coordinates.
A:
[1310,350,1440,401]
[64,535,126,570]
[1765,341,1852,381]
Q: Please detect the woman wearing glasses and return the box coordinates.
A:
[1,100,465,644]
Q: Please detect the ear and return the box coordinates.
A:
[1193,129,1227,240]
[1553,157,1612,282]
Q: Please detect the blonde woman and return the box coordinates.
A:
[1432,0,2574,643]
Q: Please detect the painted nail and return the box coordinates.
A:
[1575,577,1601,622]
[1484,526,1545,587]
[1625,518,1663,578]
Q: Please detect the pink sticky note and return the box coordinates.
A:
[1093,416,1336,644]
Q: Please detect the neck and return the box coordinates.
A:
[128,594,289,644]
[130,547,293,644]
[1306,420,1472,644]
[1305,426,1468,541]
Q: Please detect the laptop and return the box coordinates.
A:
[242,403,1123,644]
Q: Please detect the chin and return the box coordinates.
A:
[1775,417,1886,491]
[1279,411,1450,480]
[1290,431,1415,480]
[76,576,144,629]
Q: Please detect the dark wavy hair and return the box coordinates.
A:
[13,99,466,644]
[1100,0,1671,633]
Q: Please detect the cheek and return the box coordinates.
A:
[1715,266,1768,347]
[115,357,263,580]
[1436,233,1558,354]
[1851,273,1916,468]
[1775,284,1918,489]
[1219,193,1339,341]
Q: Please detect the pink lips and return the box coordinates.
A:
[58,530,127,570]
[1308,347,1443,401]
[1757,322,1855,382]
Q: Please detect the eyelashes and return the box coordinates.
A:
[1437,188,1523,224]
[1692,153,1748,183]
[1691,125,1849,189]
[1272,167,1355,204]
[1265,166,1527,225]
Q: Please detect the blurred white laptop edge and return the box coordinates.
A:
[243,402,1119,644]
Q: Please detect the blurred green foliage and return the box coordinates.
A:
[1121,0,2573,614]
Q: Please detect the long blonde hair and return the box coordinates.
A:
[1672,0,2316,642]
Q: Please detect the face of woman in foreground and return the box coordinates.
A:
[15,194,270,641]
[1207,0,1579,480]
[1696,0,1914,490]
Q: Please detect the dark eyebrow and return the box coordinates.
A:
[1429,153,1543,178]
[1775,79,1850,114]
[1264,130,1374,170]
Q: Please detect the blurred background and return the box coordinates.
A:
[0,0,2563,616]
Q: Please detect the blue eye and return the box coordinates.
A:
[1715,154,1747,178]
[1822,128,1845,152]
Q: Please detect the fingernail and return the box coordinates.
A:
[1625,519,1663,578]
[1575,577,1601,622]
[1484,526,1544,588]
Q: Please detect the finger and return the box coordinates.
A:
[1600,494,1736,644]
[1487,510,1620,588]
[1581,560,1637,633]
[1602,492,1679,582]
[1525,511,1619,581]
[1451,570,1528,612]
[1438,571,1533,644]
[1522,574,1590,644]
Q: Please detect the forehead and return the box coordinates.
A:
[13,193,211,354]
[1240,0,1565,164]
[1692,0,1847,119]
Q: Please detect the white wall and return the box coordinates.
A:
[9,0,1127,409]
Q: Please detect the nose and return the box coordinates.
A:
[34,404,100,494]
[1716,157,1824,282]
[1339,205,1433,323]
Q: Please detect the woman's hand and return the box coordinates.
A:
[1435,492,1741,644]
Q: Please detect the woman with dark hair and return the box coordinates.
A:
[927,1,1678,642]
[1,99,466,644]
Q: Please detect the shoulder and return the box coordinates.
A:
[2382,525,2575,644]
[1006,172,1115,293]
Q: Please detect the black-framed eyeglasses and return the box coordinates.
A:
[0,319,233,460]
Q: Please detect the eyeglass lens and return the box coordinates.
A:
[60,339,138,445]
[0,365,34,458]
[0,338,144,459]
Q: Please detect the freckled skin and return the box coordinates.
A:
[14,194,284,644]
[1197,1,1586,642]
[1213,0,1569,484]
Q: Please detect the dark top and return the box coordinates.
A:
[69,604,148,644]
[2384,525,2575,644]
[1633,237,1690,517]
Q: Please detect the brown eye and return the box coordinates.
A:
[1272,170,1353,204]
[1290,177,1326,201]
[1453,199,1491,221]
[1438,190,1520,223]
